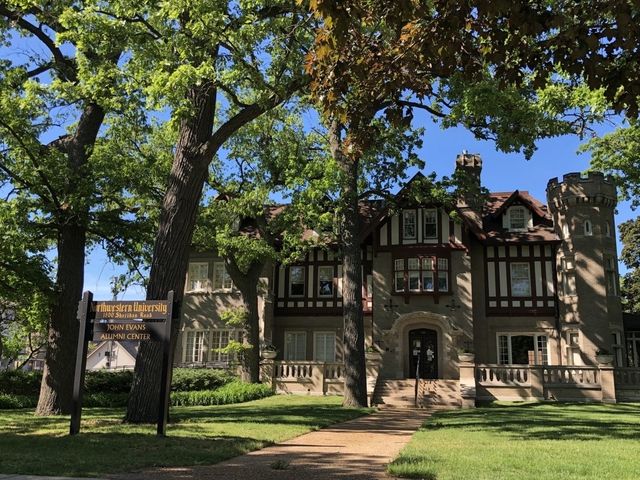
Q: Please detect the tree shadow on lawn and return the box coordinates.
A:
[0,431,268,477]
[171,404,369,428]
[424,403,640,442]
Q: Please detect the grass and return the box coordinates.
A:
[0,394,370,477]
[388,402,640,480]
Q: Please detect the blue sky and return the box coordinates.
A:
[85,114,636,301]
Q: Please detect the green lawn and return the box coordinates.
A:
[388,403,640,480]
[0,395,370,477]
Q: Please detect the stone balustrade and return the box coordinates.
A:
[614,368,640,401]
[261,358,381,401]
[475,364,617,403]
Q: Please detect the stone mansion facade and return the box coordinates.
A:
[176,153,638,403]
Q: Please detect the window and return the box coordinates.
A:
[211,330,238,363]
[403,210,417,239]
[314,332,336,362]
[393,255,449,293]
[213,262,233,291]
[437,258,449,292]
[612,332,623,367]
[509,207,527,231]
[510,263,531,297]
[497,333,548,365]
[423,209,438,239]
[626,331,640,367]
[562,223,570,238]
[605,221,612,237]
[318,266,334,297]
[408,258,420,292]
[188,262,209,291]
[584,220,593,236]
[289,266,305,297]
[285,331,306,360]
[566,331,581,365]
[394,259,405,292]
[604,256,618,296]
[422,257,434,291]
[562,257,576,297]
[185,331,205,363]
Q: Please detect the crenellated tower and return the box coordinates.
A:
[546,172,624,365]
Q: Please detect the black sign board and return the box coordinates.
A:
[70,291,175,437]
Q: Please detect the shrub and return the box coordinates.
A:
[171,381,274,407]
[0,371,43,396]
[85,370,133,394]
[0,394,37,409]
[170,368,234,392]
[84,392,129,408]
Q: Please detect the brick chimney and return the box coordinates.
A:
[455,152,483,208]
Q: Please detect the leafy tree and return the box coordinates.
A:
[0,2,161,414]
[64,0,315,422]
[194,106,334,382]
[303,0,611,406]
[618,218,640,316]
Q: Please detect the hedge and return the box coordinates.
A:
[0,368,234,397]
[170,381,274,407]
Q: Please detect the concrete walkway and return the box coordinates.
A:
[110,408,433,480]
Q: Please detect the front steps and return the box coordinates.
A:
[373,379,462,408]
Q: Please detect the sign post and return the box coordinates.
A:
[69,291,175,436]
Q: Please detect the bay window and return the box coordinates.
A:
[393,255,450,294]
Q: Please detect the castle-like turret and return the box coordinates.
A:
[546,173,623,365]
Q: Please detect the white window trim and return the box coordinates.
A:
[508,206,529,232]
[510,262,531,297]
[496,332,549,365]
[423,208,438,240]
[313,331,336,362]
[212,261,233,292]
[402,210,417,240]
[187,262,209,292]
[284,330,307,360]
[565,330,581,365]
[317,265,334,298]
[210,329,239,364]
[183,330,206,364]
[289,266,306,297]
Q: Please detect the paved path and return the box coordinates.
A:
[110,408,433,480]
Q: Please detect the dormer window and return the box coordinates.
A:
[509,207,527,231]
[402,210,416,240]
[584,220,593,236]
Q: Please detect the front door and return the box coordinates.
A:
[409,329,438,379]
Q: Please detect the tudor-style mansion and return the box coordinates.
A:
[176,153,640,406]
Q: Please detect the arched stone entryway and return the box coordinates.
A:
[381,311,458,379]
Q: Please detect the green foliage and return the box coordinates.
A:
[0,370,42,396]
[170,381,274,407]
[219,307,249,328]
[84,370,134,394]
[584,122,640,209]
[618,218,640,314]
[0,393,37,409]
[170,368,235,392]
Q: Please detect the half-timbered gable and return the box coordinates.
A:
[274,247,374,316]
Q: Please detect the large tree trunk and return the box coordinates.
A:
[36,103,105,415]
[125,83,217,423]
[35,223,86,414]
[226,260,263,383]
[330,123,368,408]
